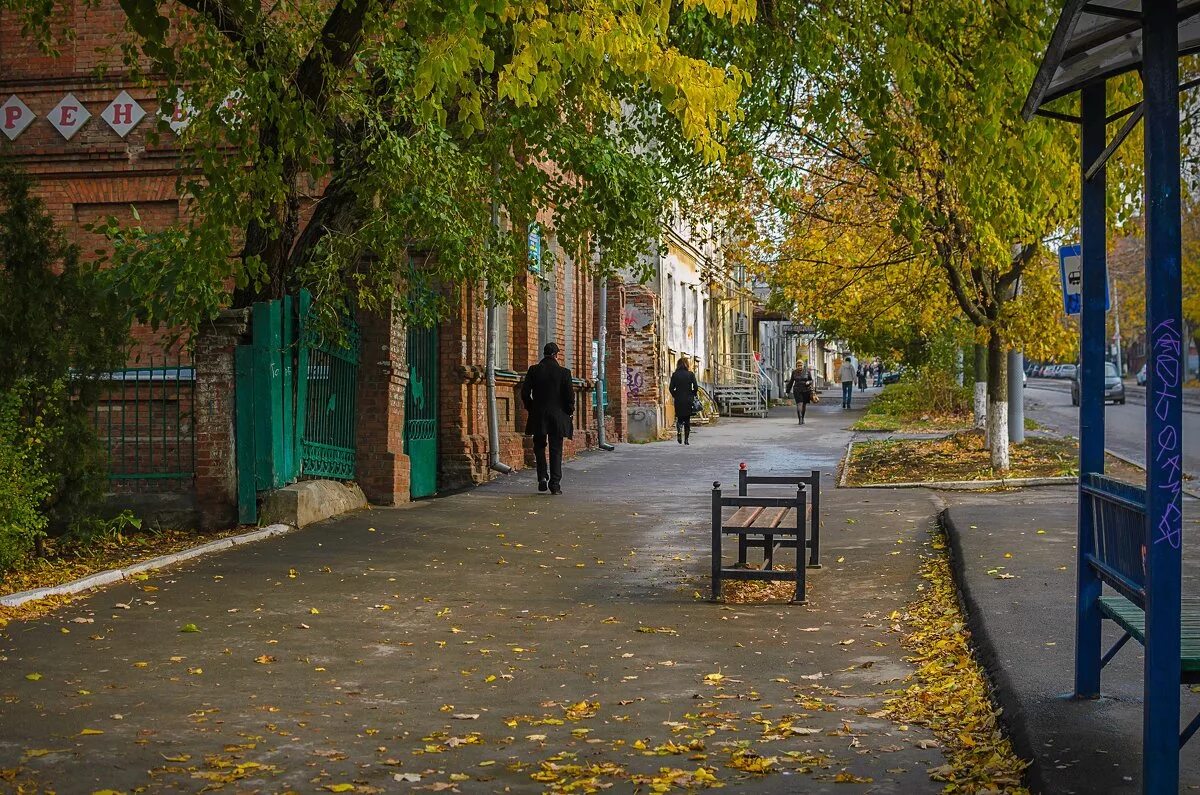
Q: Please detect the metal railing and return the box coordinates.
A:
[91,354,195,492]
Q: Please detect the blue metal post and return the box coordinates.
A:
[1142,2,1183,790]
[1074,79,1106,699]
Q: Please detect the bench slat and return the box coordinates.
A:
[750,507,787,529]
[1098,595,1200,674]
[725,506,763,528]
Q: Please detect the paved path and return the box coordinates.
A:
[942,489,1199,793]
[0,397,949,793]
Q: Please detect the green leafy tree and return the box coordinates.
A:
[727,0,1078,472]
[0,163,127,538]
[7,0,757,332]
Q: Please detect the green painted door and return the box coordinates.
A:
[405,324,439,498]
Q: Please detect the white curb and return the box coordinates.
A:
[0,524,294,609]
[848,476,1076,491]
[838,438,855,488]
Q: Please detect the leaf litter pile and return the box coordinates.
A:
[884,529,1030,793]
[847,430,1078,485]
[721,566,800,604]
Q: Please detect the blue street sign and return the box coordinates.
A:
[1059,243,1108,315]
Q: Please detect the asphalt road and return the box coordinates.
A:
[1024,377,1200,482]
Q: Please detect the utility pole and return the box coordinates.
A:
[1110,274,1124,376]
[1008,349,1024,443]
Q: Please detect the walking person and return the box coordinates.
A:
[522,342,574,494]
[669,357,700,445]
[839,356,856,409]
[857,364,868,392]
[784,362,814,424]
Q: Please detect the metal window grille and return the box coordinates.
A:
[92,353,195,493]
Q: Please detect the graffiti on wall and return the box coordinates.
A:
[624,305,653,332]
[625,366,645,399]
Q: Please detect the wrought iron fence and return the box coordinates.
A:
[91,353,195,492]
[300,318,360,481]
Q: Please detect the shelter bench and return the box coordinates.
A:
[1081,474,1200,748]
[710,466,821,604]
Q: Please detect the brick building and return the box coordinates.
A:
[1,2,623,526]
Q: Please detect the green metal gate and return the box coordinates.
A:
[299,291,360,480]
[235,292,359,523]
[405,324,438,498]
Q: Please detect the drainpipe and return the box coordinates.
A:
[486,195,511,474]
[596,275,615,450]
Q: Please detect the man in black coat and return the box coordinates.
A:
[522,341,575,494]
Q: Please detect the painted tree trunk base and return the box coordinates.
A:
[988,400,1010,471]
[974,382,987,430]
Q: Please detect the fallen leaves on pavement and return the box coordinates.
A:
[884,530,1031,793]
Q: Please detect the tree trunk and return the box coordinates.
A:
[973,342,987,430]
[986,328,1009,472]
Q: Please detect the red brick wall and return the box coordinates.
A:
[437,241,602,492]
[600,278,627,442]
[355,303,410,504]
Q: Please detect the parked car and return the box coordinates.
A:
[1136,363,1147,385]
[1071,361,1126,406]
[1059,364,1077,379]
[881,367,905,385]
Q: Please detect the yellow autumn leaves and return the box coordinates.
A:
[886,530,1031,793]
[413,0,754,159]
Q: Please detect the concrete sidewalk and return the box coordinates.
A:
[942,488,1200,793]
[0,400,952,793]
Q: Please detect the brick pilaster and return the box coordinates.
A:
[355,303,410,505]
[193,308,248,530]
[603,279,628,442]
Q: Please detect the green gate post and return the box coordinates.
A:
[234,345,258,524]
[251,300,286,489]
[281,294,296,483]
[295,291,311,479]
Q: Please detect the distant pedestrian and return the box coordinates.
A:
[784,362,814,425]
[857,364,868,391]
[874,363,883,387]
[522,342,575,494]
[669,357,700,445]
[839,357,856,409]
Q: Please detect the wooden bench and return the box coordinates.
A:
[1082,473,1200,748]
[710,467,821,604]
[736,464,821,569]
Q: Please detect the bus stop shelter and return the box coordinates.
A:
[1023,1,1197,791]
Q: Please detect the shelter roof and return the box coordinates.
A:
[1022,0,1200,120]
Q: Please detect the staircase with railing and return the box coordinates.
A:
[704,353,768,418]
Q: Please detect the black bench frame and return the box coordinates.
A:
[710,482,806,603]
[736,465,821,569]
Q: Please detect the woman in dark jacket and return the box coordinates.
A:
[785,363,814,425]
[669,357,699,445]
